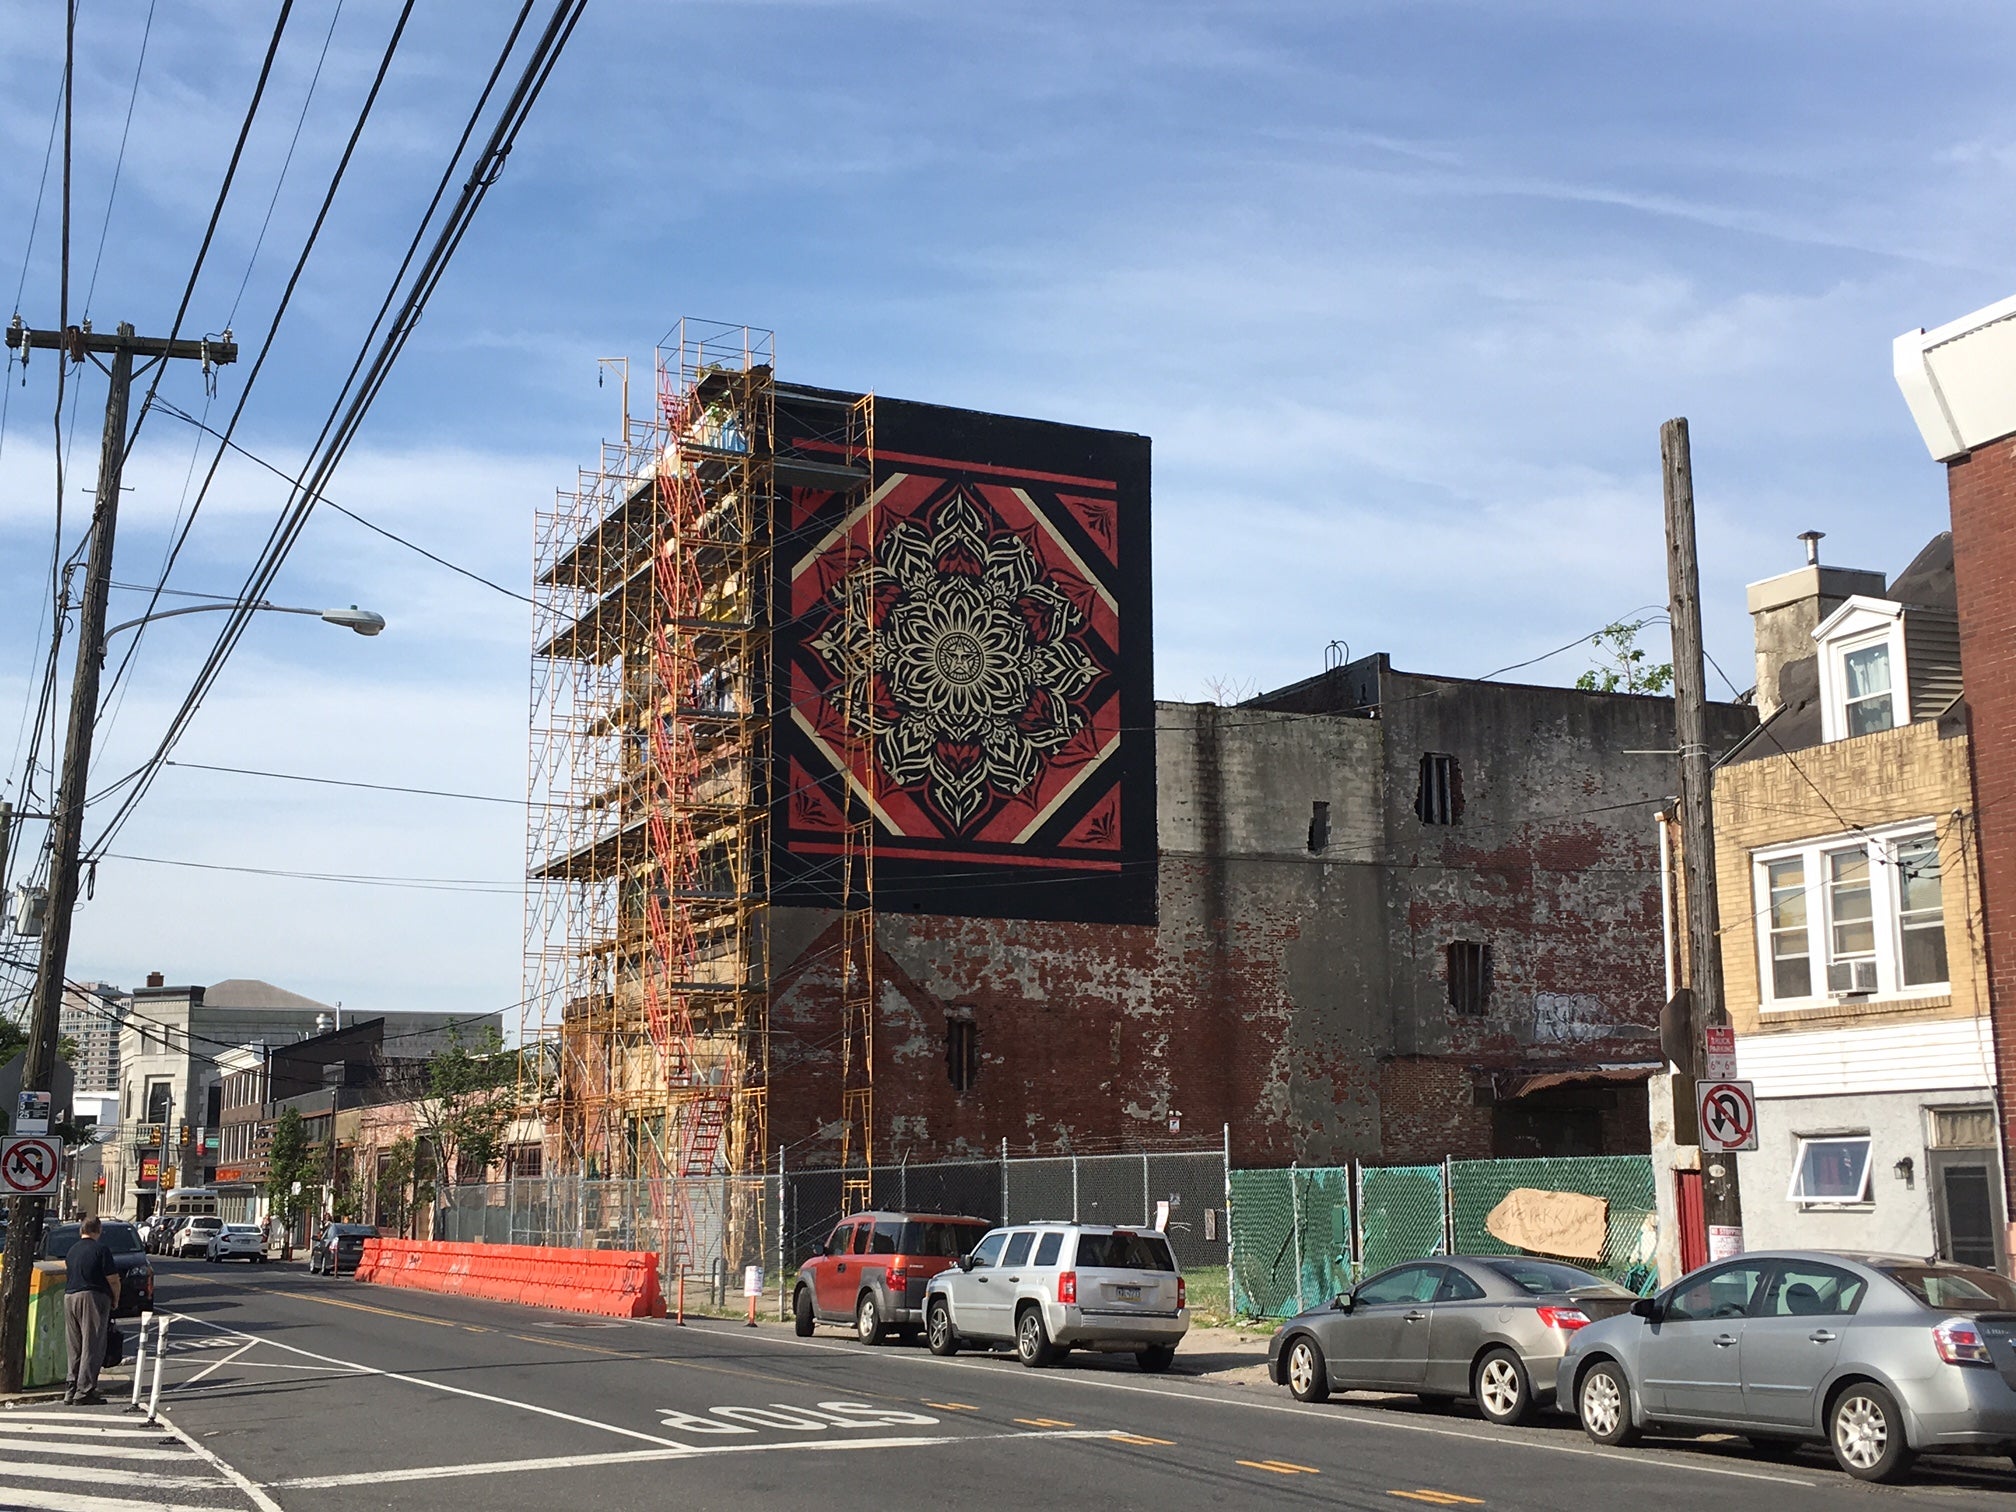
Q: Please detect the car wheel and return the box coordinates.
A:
[1136,1345,1175,1373]
[1285,1335,1329,1403]
[1015,1305,1057,1368]
[856,1293,886,1346]
[1831,1382,1916,1483]
[926,1300,960,1357]
[793,1288,815,1338]
[1474,1347,1533,1426]
[1576,1360,1638,1447]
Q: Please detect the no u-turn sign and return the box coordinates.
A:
[1698,1081,1759,1154]
[0,1134,62,1196]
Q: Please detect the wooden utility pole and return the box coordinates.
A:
[1662,416,1744,1247]
[0,319,236,1393]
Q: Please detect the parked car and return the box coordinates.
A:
[147,1216,187,1255]
[308,1223,380,1276]
[1265,1256,1637,1424]
[1562,1250,2016,1483]
[173,1216,224,1258]
[205,1223,268,1263]
[794,1211,992,1343]
[924,1222,1188,1370]
[39,1221,154,1317]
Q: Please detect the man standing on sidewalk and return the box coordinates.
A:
[63,1215,121,1405]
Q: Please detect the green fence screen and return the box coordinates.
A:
[1446,1155,1659,1294]
[1354,1163,1448,1277]
[1228,1168,1351,1319]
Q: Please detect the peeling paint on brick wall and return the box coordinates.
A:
[767,663,1753,1171]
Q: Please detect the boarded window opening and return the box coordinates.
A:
[1416,753,1462,824]
[1447,940,1491,1015]
[946,1015,979,1092]
[1307,800,1330,853]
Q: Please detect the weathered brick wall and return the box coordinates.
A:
[1947,435,2016,1199]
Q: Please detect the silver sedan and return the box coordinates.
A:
[1562,1250,2016,1483]
[1267,1255,1637,1424]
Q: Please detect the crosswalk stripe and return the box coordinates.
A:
[0,1436,198,1460]
[0,1460,226,1491]
[0,1487,231,1512]
[0,1421,182,1438]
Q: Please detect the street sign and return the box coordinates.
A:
[14,1090,50,1135]
[1703,1026,1737,1081]
[1698,1079,1759,1153]
[0,1134,62,1196]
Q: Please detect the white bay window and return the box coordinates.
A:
[1752,824,1949,1008]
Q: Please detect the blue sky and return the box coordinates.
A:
[2,0,2012,1025]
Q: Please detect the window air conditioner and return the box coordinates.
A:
[1828,959,1879,998]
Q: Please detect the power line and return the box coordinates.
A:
[149,398,532,604]
[101,851,518,894]
[163,759,522,806]
[79,0,158,319]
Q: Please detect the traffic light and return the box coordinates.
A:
[179,1124,192,1151]
[94,1175,105,1192]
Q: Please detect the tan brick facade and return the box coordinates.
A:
[1712,719,1987,1039]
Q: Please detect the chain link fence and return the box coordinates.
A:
[1231,1155,1660,1319]
[440,1150,1661,1320]
[1448,1155,1659,1293]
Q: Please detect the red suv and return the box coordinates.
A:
[794,1211,992,1344]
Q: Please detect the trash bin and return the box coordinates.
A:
[0,1258,69,1390]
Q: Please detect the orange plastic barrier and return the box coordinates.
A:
[354,1238,664,1318]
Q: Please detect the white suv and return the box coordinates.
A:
[924,1222,1188,1371]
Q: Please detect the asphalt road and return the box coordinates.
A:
[12,1257,2016,1510]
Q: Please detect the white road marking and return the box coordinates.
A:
[155,1409,286,1512]
[164,1310,691,1449]
[699,1323,1821,1489]
[173,1336,256,1392]
[272,1428,1118,1489]
[0,1420,182,1437]
[0,1487,231,1512]
[0,1436,196,1460]
[0,1460,225,1491]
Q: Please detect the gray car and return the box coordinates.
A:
[1266,1255,1638,1424]
[1562,1249,2016,1483]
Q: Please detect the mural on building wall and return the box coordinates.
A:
[773,393,1155,923]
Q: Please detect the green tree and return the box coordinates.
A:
[1576,619,1674,695]
[413,1031,517,1212]
[265,1108,316,1258]
[375,1136,418,1235]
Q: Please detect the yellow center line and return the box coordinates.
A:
[1238,1459,1320,1475]
[1013,1417,1076,1429]
[250,1288,457,1329]
[1388,1493,1482,1505]
[1109,1433,1176,1446]
[923,1402,977,1411]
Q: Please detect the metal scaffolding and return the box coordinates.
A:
[523,322,777,1246]
[835,393,876,1210]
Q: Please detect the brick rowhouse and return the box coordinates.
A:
[1895,295,2016,1236]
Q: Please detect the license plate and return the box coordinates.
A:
[1115,1285,1140,1301]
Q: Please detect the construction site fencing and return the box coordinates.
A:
[782,1149,1232,1275]
[437,1174,773,1303]
[1229,1155,1660,1319]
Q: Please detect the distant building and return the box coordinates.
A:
[101,972,497,1220]
[58,980,126,1093]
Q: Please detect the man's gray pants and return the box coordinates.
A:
[65,1291,112,1397]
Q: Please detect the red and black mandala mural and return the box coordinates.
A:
[772,393,1155,924]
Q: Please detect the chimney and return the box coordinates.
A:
[145,971,164,989]
[1747,533,1885,719]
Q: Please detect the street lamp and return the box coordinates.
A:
[103,600,387,640]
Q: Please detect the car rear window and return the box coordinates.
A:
[870,1221,900,1254]
[1484,1259,1623,1296]
[1881,1264,2016,1313]
[897,1221,986,1258]
[1073,1232,1176,1272]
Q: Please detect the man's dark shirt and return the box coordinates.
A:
[65,1237,115,1296]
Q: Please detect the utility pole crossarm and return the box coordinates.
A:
[5,322,237,365]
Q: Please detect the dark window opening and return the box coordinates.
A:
[1447,940,1491,1015]
[1307,800,1330,853]
[946,1016,978,1092]
[1416,753,1463,825]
